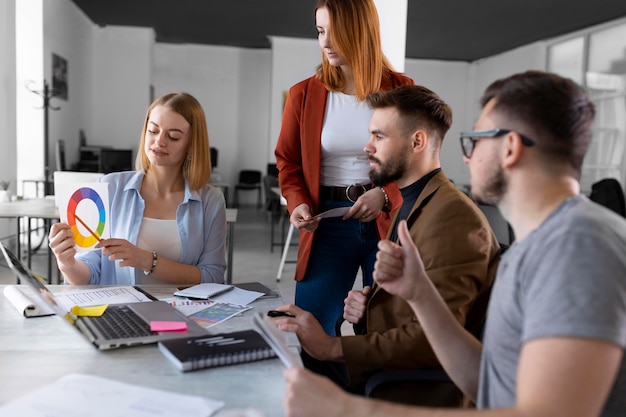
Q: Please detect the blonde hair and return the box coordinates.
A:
[315,0,395,100]
[135,93,211,190]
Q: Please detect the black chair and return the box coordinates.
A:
[589,178,626,217]
[263,174,281,216]
[234,170,262,208]
[210,147,218,170]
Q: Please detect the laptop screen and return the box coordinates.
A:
[0,243,68,318]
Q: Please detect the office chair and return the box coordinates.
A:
[589,178,626,217]
[234,170,262,208]
[210,147,218,170]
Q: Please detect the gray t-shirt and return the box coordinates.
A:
[478,195,626,415]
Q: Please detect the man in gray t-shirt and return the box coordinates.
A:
[478,195,626,414]
[282,71,626,417]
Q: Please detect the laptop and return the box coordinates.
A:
[0,242,208,350]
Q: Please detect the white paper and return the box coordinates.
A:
[55,182,110,251]
[51,286,154,312]
[211,287,264,305]
[174,284,264,306]
[173,283,235,300]
[0,373,224,417]
[312,206,350,219]
[3,285,55,317]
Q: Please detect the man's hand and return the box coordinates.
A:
[270,304,342,361]
[343,286,372,324]
[373,220,428,304]
[284,368,353,417]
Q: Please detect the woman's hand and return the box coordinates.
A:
[97,238,154,271]
[48,223,78,270]
[290,203,321,232]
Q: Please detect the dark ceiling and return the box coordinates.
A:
[71,0,626,62]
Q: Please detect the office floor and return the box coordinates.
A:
[0,206,300,304]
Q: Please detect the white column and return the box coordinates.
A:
[374,0,408,73]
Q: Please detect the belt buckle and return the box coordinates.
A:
[345,184,366,203]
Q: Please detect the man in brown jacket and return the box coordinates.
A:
[273,85,500,405]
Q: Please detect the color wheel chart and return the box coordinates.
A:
[66,187,106,248]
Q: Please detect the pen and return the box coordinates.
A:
[74,214,102,242]
[267,310,295,318]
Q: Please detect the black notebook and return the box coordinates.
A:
[158,329,277,372]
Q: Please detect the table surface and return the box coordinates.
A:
[0,284,291,416]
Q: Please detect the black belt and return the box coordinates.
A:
[320,184,374,203]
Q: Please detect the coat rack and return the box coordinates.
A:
[25,79,60,195]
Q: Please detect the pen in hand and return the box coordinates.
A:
[267,310,295,318]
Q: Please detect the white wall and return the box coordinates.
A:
[267,37,321,162]
[404,59,470,184]
[153,43,241,195]
[16,0,44,194]
[0,0,16,241]
[91,26,153,161]
[44,0,95,172]
[238,49,272,176]
[0,0,16,187]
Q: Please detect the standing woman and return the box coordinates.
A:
[49,93,227,285]
[275,0,414,334]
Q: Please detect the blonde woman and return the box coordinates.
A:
[49,93,226,285]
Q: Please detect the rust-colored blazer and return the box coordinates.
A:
[341,170,500,384]
[274,73,414,282]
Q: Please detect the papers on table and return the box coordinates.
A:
[174,283,264,306]
[6,286,154,318]
[0,373,224,417]
[51,286,153,312]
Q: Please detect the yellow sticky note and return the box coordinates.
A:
[71,304,108,317]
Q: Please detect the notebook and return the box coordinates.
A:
[0,242,208,350]
[173,283,235,300]
[158,329,276,372]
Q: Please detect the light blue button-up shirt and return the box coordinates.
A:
[75,171,227,285]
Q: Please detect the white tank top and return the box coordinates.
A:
[320,91,372,186]
[134,217,181,284]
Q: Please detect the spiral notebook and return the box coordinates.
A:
[158,329,276,372]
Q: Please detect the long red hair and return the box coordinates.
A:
[315,0,395,100]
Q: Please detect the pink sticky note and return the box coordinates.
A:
[150,321,188,332]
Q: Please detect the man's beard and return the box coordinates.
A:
[471,163,507,206]
[368,155,407,187]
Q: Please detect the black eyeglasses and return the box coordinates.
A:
[459,128,535,158]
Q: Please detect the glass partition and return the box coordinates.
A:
[548,21,626,193]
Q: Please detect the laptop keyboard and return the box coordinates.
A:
[85,305,156,340]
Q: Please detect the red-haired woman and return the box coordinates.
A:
[275,0,414,335]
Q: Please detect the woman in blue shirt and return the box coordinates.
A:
[49,93,227,285]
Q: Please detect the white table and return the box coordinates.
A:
[0,284,292,416]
